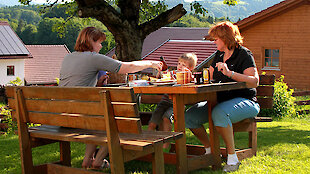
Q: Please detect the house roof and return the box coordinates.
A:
[142,40,217,70]
[0,21,32,59]
[106,27,209,58]
[236,0,310,31]
[24,45,70,85]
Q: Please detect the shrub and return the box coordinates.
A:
[0,105,17,135]
[259,75,298,119]
[272,75,298,119]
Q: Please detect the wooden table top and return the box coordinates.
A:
[133,82,246,94]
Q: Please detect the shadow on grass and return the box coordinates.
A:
[257,126,310,147]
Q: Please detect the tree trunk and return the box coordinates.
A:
[114,31,144,61]
[76,0,186,61]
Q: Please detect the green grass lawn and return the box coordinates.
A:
[0,117,309,174]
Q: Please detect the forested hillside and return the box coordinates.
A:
[0,5,220,53]
[0,0,283,53]
[166,0,283,22]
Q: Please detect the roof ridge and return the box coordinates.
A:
[162,27,209,29]
[26,45,66,47]
[236,0,306,30]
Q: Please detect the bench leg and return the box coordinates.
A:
[249,122,257,156]
[152,142,165,174]
[59,141,71,166]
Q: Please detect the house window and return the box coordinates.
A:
[7,66,15,76]
[264,49,279,68]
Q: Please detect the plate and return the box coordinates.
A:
[151,81,176,86]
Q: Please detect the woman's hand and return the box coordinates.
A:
[215,62,231,77]
[150,61,163,71]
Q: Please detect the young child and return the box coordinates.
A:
[148,53,198,150]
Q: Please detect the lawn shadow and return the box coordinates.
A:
[256,125,310,148]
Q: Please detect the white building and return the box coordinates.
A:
[0,21,32,85]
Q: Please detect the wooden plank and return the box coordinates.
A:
[172,94,188,174]
[29,129,152,151]
[254,117,273,122]
[152,142,165,174]
[256,86,274,97]
[15,88,34,174]
[188,153,215,171]
[292,90,310,97]
[134,82,246,94]
[295,100,310,105]
[257,97,273,109]
[183,93,212,105]
[259,75,275,85]
[59,141,71,166]
[123,148,154,162]
[26,112,142,133]
[220,148,254,160]
[207,93,222,170]
[8,98,139,118]
[6,86,136,103]
[140,94,163,104]
[46,163,103,174]
[233,119,254,132]
[30,138,58,148]
[100,90,125,174]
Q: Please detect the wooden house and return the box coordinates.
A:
[236,0,310,89]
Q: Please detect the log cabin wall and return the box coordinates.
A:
[240,4,310,90]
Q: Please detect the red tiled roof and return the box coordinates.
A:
[142,40,217,68]
[106,27,209,58]
[236,0,309,31]
[24,45,70,84]
[0,21,32,59]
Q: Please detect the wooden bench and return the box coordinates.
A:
[6,86,183,174]
[138,74,275,160]
[293,90,310,115]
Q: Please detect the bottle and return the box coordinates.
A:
[203,68,209,83]
[160,56,168,71]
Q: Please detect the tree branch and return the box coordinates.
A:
[76,0,124,35]
[139,4,186,37]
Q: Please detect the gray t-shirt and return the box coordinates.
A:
[59,51,122,87]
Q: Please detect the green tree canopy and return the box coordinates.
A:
[18,0,238,61]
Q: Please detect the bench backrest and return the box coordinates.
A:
[257,74,275,109]
[6,86,142,134]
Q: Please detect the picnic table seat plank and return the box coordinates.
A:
[29,126,182,151]
[6,86,183,174]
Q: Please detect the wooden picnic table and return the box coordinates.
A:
[133,82,246,174]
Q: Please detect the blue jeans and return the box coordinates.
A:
[185,97,260,128]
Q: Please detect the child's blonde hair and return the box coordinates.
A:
[179,53,198,70]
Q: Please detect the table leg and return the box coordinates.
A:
[208,93,222,169]
[173,94,188,174]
